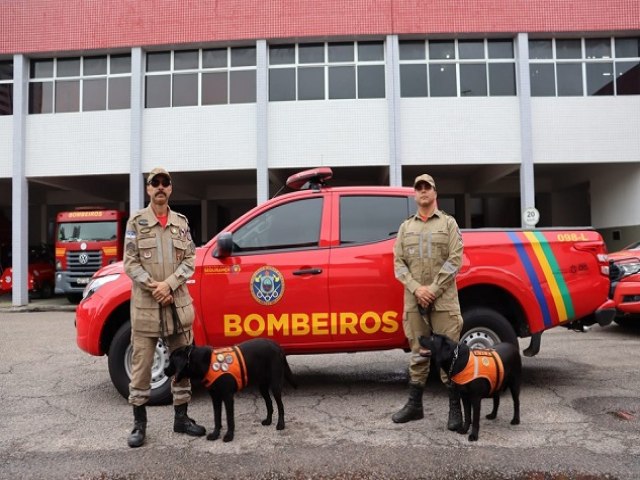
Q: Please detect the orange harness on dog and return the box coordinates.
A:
[451,349,504,395]
[203,346,248,390]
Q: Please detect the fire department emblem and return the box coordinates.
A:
[250,266,284,306]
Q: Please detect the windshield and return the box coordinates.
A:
[623,241,640,251]
[57,221,117,242]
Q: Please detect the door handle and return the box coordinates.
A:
[293,268,323,276]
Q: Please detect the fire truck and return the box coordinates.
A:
[55,208,127,303]
[75,168,616,404]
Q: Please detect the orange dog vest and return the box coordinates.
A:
[451,349,504,395]
[203,346,248,390]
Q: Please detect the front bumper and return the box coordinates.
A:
[55,271,95,295]
[611,275,640,315]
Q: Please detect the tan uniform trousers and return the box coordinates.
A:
[128,329,193,407]
[403,310,463,386]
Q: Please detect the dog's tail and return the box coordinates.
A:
[283,355,297,389]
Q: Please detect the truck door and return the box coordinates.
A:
[199,196,331,352]
[327,193,411,350]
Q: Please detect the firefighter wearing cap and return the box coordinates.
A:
[391,173,464,429]
[123,167,206,448]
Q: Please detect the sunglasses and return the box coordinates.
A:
[148,177,171,188]
[415,183,433,191]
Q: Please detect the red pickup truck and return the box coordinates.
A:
[75,168,615,404]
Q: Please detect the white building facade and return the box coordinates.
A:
[1,1,639,305]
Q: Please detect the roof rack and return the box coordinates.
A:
[285,167,333,191]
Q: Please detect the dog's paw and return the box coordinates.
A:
[276,421,285,431]
[206,430,220,441]
[468,433,478,442]
[261,418,272,426]
[222,432,234,442]
[457,426,470,435]
[511,418,520,425]
[486,412,497,420]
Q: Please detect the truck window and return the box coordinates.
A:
[57,221,118,242]
[233,198,322,252]
[340,195,410,244]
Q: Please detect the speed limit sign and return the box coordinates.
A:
[523,207,540,227]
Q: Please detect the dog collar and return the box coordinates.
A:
[202,346,248,390]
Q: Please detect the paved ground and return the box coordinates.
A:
[1,310,639,479]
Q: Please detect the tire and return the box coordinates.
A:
[38,282,53,299]
[66,293,83,304]
[107,322,172,406]
[614,316,640,329]
[461,307,518,349]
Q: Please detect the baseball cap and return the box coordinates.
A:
[147,167,171,184]
[413,173,436,190]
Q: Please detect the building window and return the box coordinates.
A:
[145,46,257,108]
[28,54,131,114]
[399,39,516,98]
[268,40,385,102]
[529,37,640,96]
[0,60,13,115]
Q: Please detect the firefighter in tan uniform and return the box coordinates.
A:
[123,167,205,448]
[392,173,464,429]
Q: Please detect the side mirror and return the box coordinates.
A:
[214,231,234,258]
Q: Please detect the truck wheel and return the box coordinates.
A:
[39,282,53,299]
[461,307,518,349]
[107,322,172,405]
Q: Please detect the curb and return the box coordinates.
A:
[0,305,77,313]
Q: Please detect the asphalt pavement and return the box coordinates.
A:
[1,308,639,480]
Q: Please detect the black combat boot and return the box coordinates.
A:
[127,405,147,448]
[392,382,424,423]
[173,403,206,436]
[447,384,462,431]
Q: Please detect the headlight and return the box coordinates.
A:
[82,273,121,300]
[618,262,640,278]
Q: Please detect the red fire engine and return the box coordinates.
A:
[55,208,127,303]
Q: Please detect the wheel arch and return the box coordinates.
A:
[100,301,131,355]
[458,284,530,338]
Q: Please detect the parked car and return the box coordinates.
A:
[0,245,55,299]
[609,241,640,327]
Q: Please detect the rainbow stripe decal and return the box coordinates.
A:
[507,231,575,328]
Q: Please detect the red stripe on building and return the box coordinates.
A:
[1,0,639,55]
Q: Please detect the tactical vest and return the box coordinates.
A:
[451,349,505,395]
[203,346,248,390]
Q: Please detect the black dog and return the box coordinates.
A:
[165,338,296,442]
[418,333,521,441]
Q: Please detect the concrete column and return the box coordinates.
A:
[11,54,28,306]
[515,33,536,229]
[386,35,402,187]
[255,40,269,204]
[129,47,145,212]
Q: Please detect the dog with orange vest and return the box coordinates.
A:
[418,333,521,441]
[165,339,296,442]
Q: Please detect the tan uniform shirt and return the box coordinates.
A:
[393,209,463,314]
[124,205,196,336]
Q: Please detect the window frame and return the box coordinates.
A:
[267,40,386,102]
[28,54,131,114]
[398,38,516,98]
[529,37,640,97]
[144,46,257,108]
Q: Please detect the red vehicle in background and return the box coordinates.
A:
[55,209,127,303]
[608,240,640,327]
[0,245,55,298]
